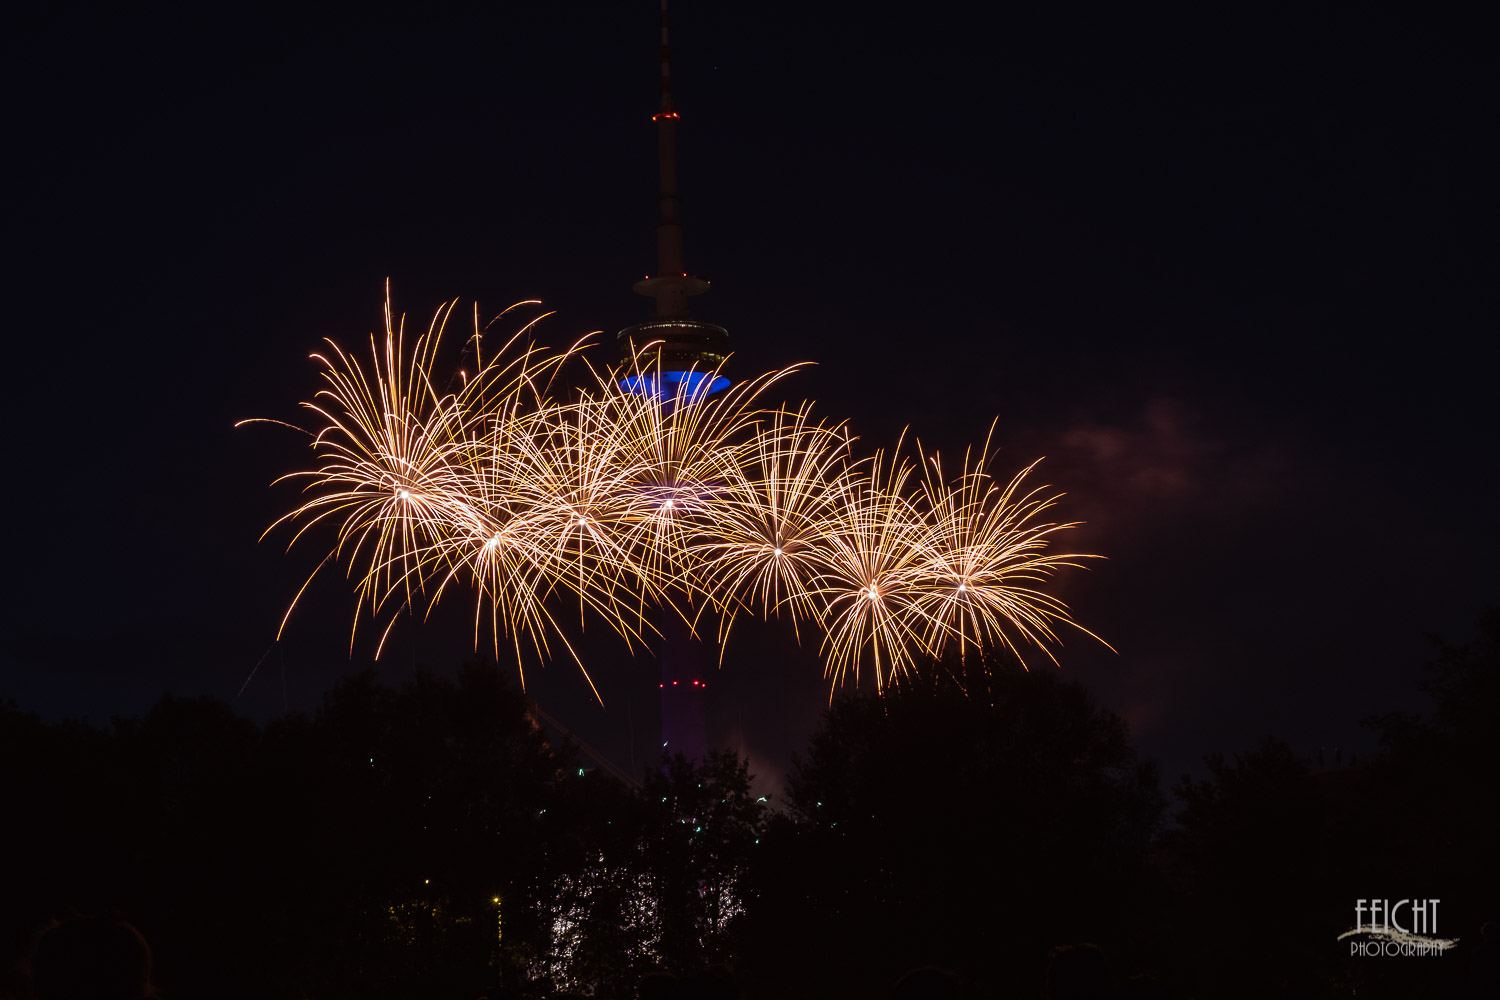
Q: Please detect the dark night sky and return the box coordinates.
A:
[4,0,1496,792]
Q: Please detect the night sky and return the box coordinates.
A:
[5,0,1496,792]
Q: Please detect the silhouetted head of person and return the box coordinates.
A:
[890,965,963,1000]
[1045,943,1112,1000]
[31,916,154,1000]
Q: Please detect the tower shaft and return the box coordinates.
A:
[655,115,687,317]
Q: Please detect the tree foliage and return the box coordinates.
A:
[6,613,1494,999]
[741,654,1164,996]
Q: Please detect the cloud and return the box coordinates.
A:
[1010,396,1292,550]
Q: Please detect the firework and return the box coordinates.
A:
[802,439,935,691]
[686,403,856,643]
[248,294,1103,697]
[908,425,1108,668]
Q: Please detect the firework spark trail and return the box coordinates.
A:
[249,295,1104,697]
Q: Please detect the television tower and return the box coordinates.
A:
[618,0,726,761]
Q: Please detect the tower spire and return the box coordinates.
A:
[618,0,730,399]
[657,0,676,119]
[652,0,688,316]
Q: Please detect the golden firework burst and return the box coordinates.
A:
[247,293,1104,699]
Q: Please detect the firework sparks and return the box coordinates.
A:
[805,439,934,691]
[687,403,855,644]
[909,425,1110,669]
[247,293,1104,697]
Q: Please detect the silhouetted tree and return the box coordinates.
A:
[741,655,1163,997]
[1153,612,1500,998]
[295,662,568,998]
[1,662,573,1000]
[1364,608,1500,871]
[534,750,766,996]
[1163,737,1328,996]
[8,613,1494,1000]
[642,750,765,971]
